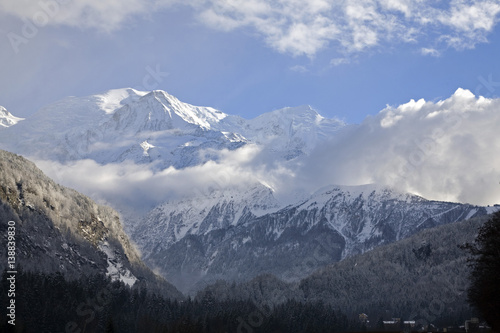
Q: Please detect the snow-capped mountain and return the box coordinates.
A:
[0,88,344,169]
[0,106,24,128]
[132,183,280,259]
[138,183,492,293]
[222,105,344,160]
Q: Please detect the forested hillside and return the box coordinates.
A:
[0,269,353,332]
[0,149,181,298]
[196,214,492,327]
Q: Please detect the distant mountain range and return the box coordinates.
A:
[137,183,492,293]
[0,88,497,294]
[0,88,343,168]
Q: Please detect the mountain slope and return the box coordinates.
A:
[298,213,489,322]
[1,88,495,301]
[132,183,280,257]
[197,213,495,326]
[0,149,182,299]
[138,184,489,293]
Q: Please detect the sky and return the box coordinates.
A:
[1,0,500,124]
[2,0,500,212]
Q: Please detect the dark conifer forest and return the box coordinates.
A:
[0,268,350,333]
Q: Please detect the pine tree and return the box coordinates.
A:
[463,211,500,331]
[105,318,115,333]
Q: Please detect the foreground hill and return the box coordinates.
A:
[0,149,182,299]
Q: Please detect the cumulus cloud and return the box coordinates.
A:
[2,0,499,56]
[298,88,500,206]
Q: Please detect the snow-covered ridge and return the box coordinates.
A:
[302,183,424,208]
[0,106,24,128]
[221,105,344,160]
[133,183,280,258]
[0,88,345,169]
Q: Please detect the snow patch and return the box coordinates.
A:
[100,241,137,287]
[465,208,478,220]
[140,140,155,156]
[485,206,500,214]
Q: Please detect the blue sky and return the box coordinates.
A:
[1,0,500,123]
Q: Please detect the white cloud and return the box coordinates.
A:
[330,57,350,66]
[2,0,499,56]
[289,65,308,73]
[421,47,440,57]
[298,88,500,206]
[196,0,339,57]
[33,143,288,215]
[197,0,500,56]
[0,0,159,32]
[439,1,500,32]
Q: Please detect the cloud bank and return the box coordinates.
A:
[2,0,500,56]
[299,88,500,206]
[35,88,500,213]
[34,144,280,215]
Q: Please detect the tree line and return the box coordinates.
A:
[0,268,350,333]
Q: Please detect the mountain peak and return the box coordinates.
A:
[0,106,24,128]
[110,89,229,132]
[96,88,148,114]
[253,105,320,122]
